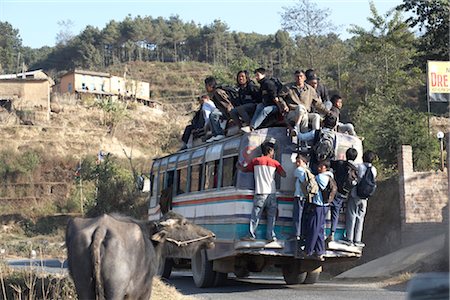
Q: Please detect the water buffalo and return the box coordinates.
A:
[66,212,215,300]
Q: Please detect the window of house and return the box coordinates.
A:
[222,156,238,187]
[176,168,188,195]
[204,160,219,190]
[68,83,73,92]
[189,164,202,192]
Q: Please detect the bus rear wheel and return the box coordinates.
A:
[282,265,307,285]
[192,248,216,288]
[157,258,173,279]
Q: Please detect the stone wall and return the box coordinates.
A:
[398,143,449,247]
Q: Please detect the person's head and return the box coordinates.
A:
[317,160,330,173]
[323,113,337,129]
[345,148,358,161]
[305,69,315,79]
[294,70,306,86]
[331,94,343,110]
[236,70,250,86]
[261,143,275,158]
[296,154,308,167]
[306,73,319,90]
[204,76,217,93]
[254,67,266,82]
[363,150,376,164]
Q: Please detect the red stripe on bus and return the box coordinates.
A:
[173,195,293,206]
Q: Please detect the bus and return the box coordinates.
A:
[148,127,363,287]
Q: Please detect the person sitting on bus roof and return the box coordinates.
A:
[284,70,328,136]
[180,94,216,150]
[305,69,330,105]
[330,94,357,136]
[204,76,237,142]
[237,139,286,242]
[246,68,283,132]
[229,70,261,130]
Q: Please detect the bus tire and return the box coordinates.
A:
[303,268,321,284]
[282,265,307,285]
[192,248,216,288]
[157,258,173,279]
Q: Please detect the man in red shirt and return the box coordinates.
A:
[238,139,286,241]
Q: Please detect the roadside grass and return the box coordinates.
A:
[0,260,193,300]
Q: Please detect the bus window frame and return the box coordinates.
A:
[176,152,190,195]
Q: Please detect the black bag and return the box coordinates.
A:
[337,162,358,195]
[218,85,239,106]
[321,175,338,204]
[356,166,377,199]
[313,129,335,161]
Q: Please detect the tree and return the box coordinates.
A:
[397,0,450,64]
[56,19,75,46]
[0,22,22,73]
[281,0,336,66]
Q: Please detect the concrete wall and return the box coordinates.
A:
[398,144,449,246]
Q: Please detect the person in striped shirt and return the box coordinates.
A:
[238,140,286,241]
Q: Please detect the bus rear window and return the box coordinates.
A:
[177,168,188,195]
[222,156,238,187]
[190,164,202,192]
[204,160,219,190]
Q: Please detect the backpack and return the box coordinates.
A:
[356,165,377,199]
[218,85,239,106]
[300,168,319,203]
[337,162,358,195]
[269,77,284,96]
[321,175,338,204]
[313,129,335,161]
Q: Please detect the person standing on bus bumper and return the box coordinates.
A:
[237,140,286,241]
[303,160,333,261]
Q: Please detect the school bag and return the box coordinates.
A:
[321,175,338,204]
[337,162,358,195]
[313,129,335,162]
[356,165,377,199]
[300,168,319,203]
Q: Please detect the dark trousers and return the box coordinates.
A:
[305,204,329,255]
[181,125,193,144]
[293,197,307,238]
[330,193,346,233]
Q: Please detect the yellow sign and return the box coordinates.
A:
[428,61,450,96]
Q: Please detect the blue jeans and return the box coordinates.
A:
[330,193,346,233]
[250,103,278,130]
[209,108,224,136]
[249,193,278,240]
[345,195,368,243]
[293,196,307,238]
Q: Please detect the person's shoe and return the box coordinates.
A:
[214,134,225,141]
[354,241,365,247]
[240,235,256,241]
[325,232,335,243]
[241,126,251,133]
[340,239,354,246]
[267,237,277,243]
[206,136,216,143]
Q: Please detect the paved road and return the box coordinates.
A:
[6,258,68,275]
[166,271,407,300]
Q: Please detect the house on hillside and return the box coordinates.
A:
[56,69,112,98]
[0,69,54,123]
[56,69,156,106]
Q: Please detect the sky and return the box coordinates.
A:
[0,0,404,49]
